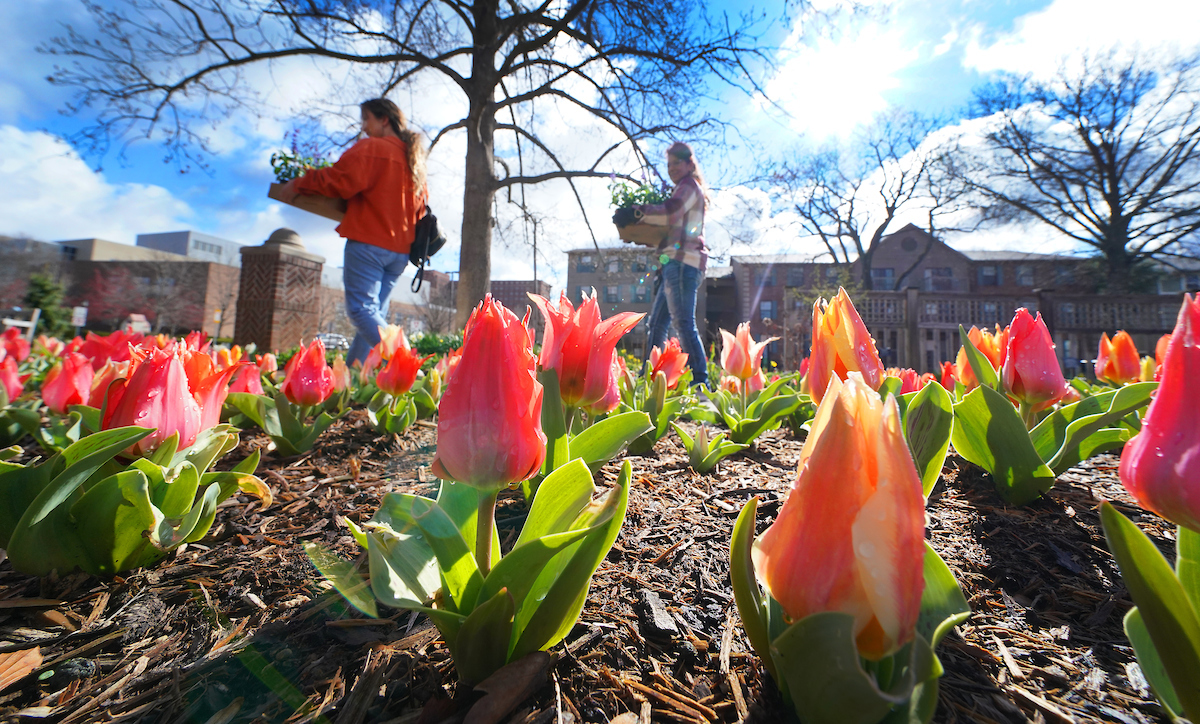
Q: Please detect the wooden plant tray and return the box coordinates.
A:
[268,183,347,222]
[616,222,666,248]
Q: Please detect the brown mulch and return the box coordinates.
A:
[0,410,1177,723]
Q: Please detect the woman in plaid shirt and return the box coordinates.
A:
[621,142,711,388]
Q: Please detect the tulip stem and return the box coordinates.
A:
[476,490,499,576]
[1018,401,1036,429]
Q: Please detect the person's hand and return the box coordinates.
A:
[276,179,301,203]
[612,206,643,228]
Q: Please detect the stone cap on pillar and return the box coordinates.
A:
[241,228,326,264]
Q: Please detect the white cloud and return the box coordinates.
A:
[761,20,921,140]
[0,126,192,242]
[964,0,1200,77]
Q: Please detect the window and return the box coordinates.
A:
[1016,265,1034,286]
[633,283,650,302]
[760,300,776,320]
[924,267,953,291]
[192,239,223,255]
[61,245,77,260]
[1186,274,1200,291]
[1055,265,1075,285]
[871,267,895,290]
[604,285,621,303]
[607,259,622,274]
[981,302,998,322]
[575,286,588,304]
[755,269,776,286]
[978,265,1001,286]
[786,267,805,287]
[632,256,648,272]
[825,266,840,279]
[576,255,595,273]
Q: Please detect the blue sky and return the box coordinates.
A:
[2,0,1197,295]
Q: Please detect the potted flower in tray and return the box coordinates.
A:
[609,177,670,246]
[266,134,347,221]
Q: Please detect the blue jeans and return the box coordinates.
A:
[645,260,708,387]
[344,240,409,365]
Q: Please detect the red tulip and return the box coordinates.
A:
[89,359,130,408]
[955,325,1007,391]
[753,373,925,660]
[585,351,623,416]
[435,347,463,385]
[101,346,201,455]
[808,288,884,403]
[1002,309,1067,409]
[649,338,689,390]
[42,352,94,414]
[376,342,431,396]
[183,331,210,354]
[797,356,810,380]
[257,353,279,375]
[77,330,144,370]
[885,367,922,394]
[0,356,30,402]
[1119,294,1200,531]
[939,361,957,391]
[280,339,336,407]
[530,290,644,408]
[1155,333,1171,380]
[229,363,265,395]
[431,296,546,491]
[1096,331,1140,385]
[2,328,30,363]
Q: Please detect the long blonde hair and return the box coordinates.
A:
[361,98,427,194]
[668,141,708,207]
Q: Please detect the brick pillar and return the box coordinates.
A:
[234,228,326,351]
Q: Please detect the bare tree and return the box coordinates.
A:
[44,0,779,326]
[771,110,966,291]
[946,50,1200,292]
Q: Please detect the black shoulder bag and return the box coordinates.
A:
[410,205,447,292]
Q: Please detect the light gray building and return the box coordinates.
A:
[136,231,243,266]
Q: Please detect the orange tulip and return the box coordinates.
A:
[808,288,884,403]
[1155,333,1171,380]
[33,335,65,357]
[375,342,431,396]
[719,323,777,382]
[1120,294,1200,530]
[753,373,925,660]
[431,296,546,491]
[280,339,336,407]
[257,353,279,375]
[1096,331,1140,385]
[42,352,94,414]
[649,338,689,390]
[1002,309,1067,409]
[719,375,741,394]
[331,353,352,393]
[955,325,1007,391]
[530,290,644,409]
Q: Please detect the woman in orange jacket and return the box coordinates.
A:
[279,98,427,365]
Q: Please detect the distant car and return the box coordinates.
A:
[316,332,350,351]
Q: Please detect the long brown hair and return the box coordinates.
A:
[361,98,427,194]
[668,141,708,207]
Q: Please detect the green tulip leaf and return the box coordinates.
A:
[68,405,101,435]
[770,612,934,724]
[958,325,999,390]
[374,493,483,613]
[227,392,270,430]
[303,541,380,618]
[358,521,439,609]
[516,459,595,546]
[479,525,594,612]
[511,460,629,659]
[1178,526,1200,615]
[1101,502,1200,717]
[1031,382,1157,474]
[917,542,971,650]
[568,410,652,472]
[452,587,516,686]
[1125,608,1184,719]
[729,497,776,682]
[950,386,1056,505]
[878,376,905,402]
[728,393,803,445]
[904,382,954,497]
[435,480,499,571]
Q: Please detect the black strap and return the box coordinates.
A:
[411,259,427,293]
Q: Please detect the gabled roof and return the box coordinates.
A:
[960,250,1076,262]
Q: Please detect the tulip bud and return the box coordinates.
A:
[229,363,265,395]
[280,340,336,407]
[431,296,546,491]
[1096,331,1140,385]
[1139,356,1157,382]
[375,344,430,396]
[955,325,1007,391]
[1119,294,1200,531]
[42,352,94,415]
[808,288,884,403]
[331,353,353,393]
[753,373,925,660]
[649,338,689,390]
[939,361,957,391]
[1001,309,1067,409]
[720,323,777,382]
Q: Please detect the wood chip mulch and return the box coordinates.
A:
[0,410,1178,723]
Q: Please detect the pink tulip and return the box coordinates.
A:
[280,339,336,407]
[585,352,623,417]
[431,296,546,491]
[1,356,30,402]
[2,328,30,363]
[434,347,463,385]
[808,289,884,403]
[1119,294,1200,531]
[89,359,130,408]
[228,363,265,395]
[257,353,279,375]
[649,338,689,390]
[1096,331,1140,385]
[1001,309,1067,409]
[42,352,94,414]
[530,290,643,409]
[885,367,922,394]
[719,323,777,382]
[719,375,741,394]
[33,335,65,357]
[753,373,925,660]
